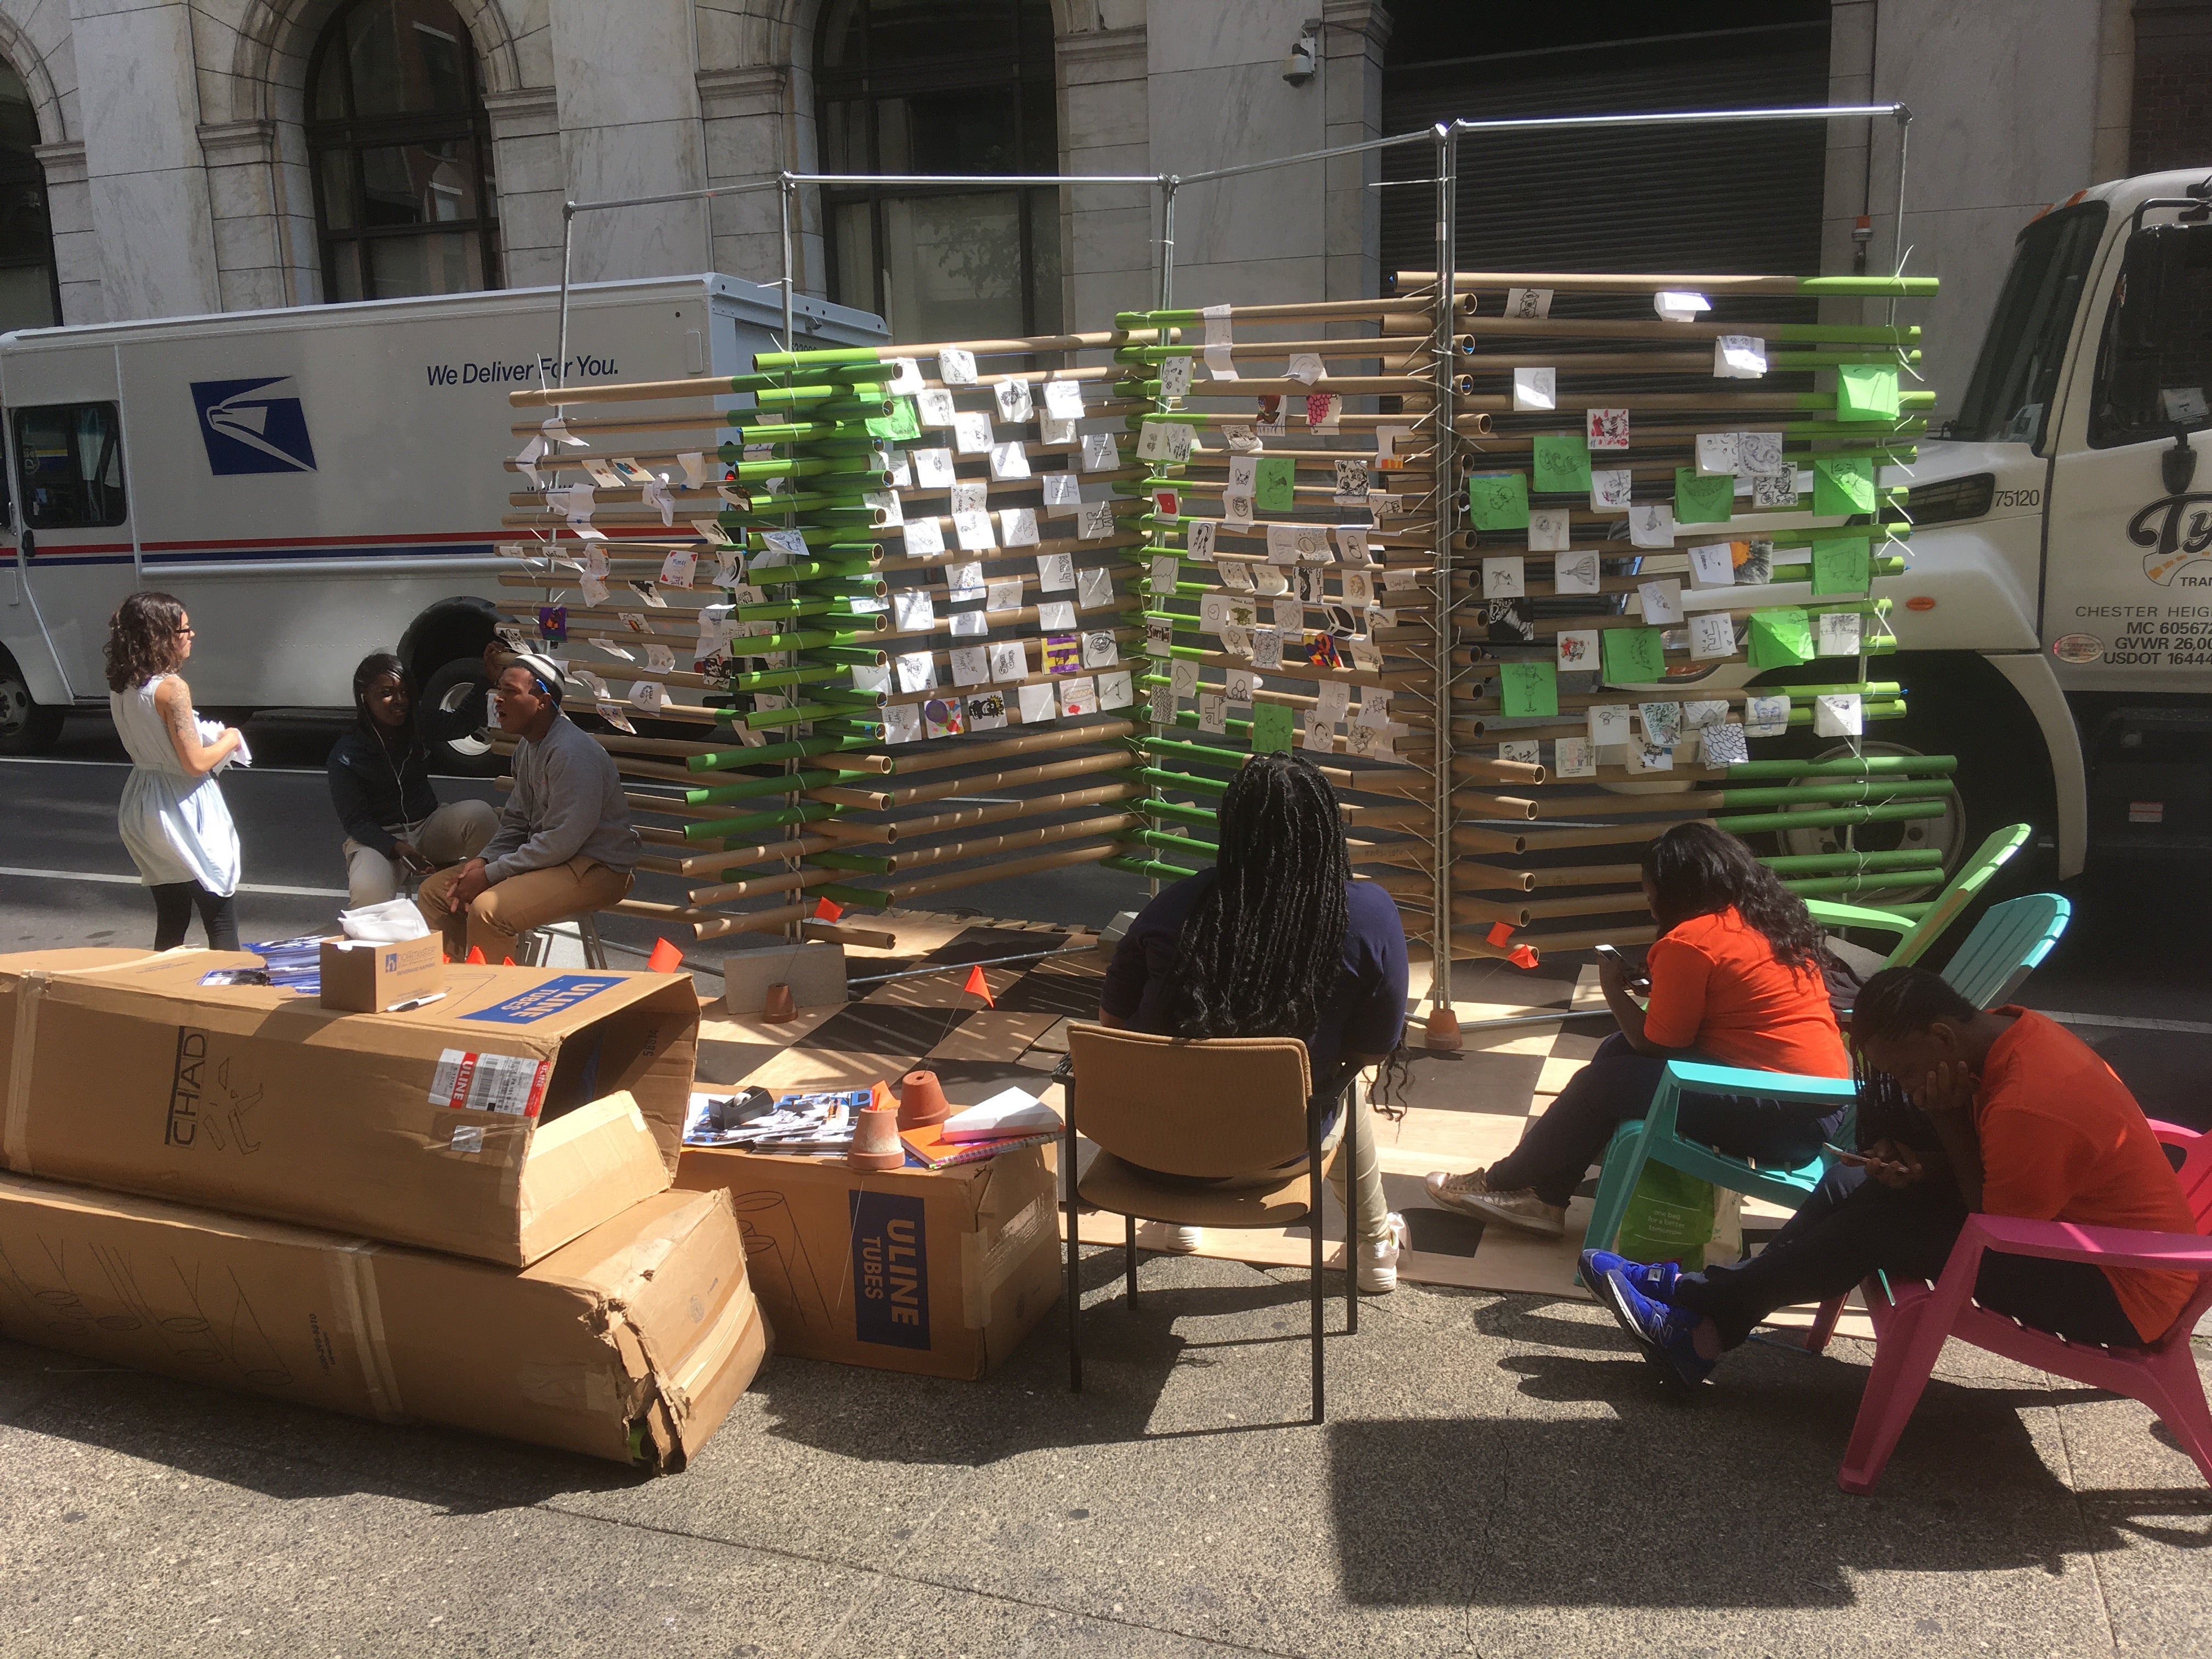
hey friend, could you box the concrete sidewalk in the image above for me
[5,1249,2208,1658]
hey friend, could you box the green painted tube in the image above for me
[1766,351,1922,369]
[1140,798,1221,830]
[1711,800,1946,837]
[685,731,871,772]
[1134,765,1232,797]
[729,398,887,424]
[1715,780,1953,810]
[1725,754,1956,780]
[810,850,892,874]
[1131,827,1219,859]
[1759,849,1945,874]
[682,766,868,807]
[1144,735,1249,769]
[1796,275,1939,296]
[810,646,888,666]
[715,455,844,482]
[682,800,843,842]
[1779,871,1949,899]
[1104,854,1204,881]
[742,702,848,731]
[751,382,885,408]
[729,363,887,388]
[753,346,889,369]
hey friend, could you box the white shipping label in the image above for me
[430,1049,552,1117]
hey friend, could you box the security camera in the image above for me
[1283,28,1318,85]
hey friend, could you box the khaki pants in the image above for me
[342,799,501,909]
[416,854,633,963]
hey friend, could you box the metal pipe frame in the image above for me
[524,99,1918,1024]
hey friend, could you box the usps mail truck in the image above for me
[0,274,883,765]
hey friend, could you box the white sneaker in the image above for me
[1358,1212,1409,1294]
[1159,1224,1203,1252]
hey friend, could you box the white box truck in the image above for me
[0,274,883,766]
[1834,168,2212,879]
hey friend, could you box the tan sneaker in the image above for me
[1423,1168,1567,1238]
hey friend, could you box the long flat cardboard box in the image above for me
[0,1172,767,1469]
[0,950,701,1266]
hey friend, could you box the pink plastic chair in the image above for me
[1807,1120,2212,1495]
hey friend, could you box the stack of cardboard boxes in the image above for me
[0,947,768,1471]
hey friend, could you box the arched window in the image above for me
[0,60,57,329]
[816,0,1062,340]
[306,0,501,302]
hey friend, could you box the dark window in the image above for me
[815,0,1061,340]
[1951,202,2108,450]
[2090,221,2212,449]
[0,59,56,331]
[306,0,501,302]
[15,403,126,529]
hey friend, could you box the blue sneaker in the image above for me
[1598,1268,1716,1388]
[1578,1248,1680,1302]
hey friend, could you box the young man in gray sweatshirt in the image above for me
[415,653,639,962]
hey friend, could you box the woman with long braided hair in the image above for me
[1099,753,1411,1291]
[1425,820,1852,1239]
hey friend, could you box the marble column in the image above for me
[70,0,221,319]
[546,0,711,283]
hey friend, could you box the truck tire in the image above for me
[418,656,500,778]
[1767,651,2055,899]
[0,650,64,756]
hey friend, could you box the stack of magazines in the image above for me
[199,934,327,995]
[683,1088,869,1155]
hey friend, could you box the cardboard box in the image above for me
[0,1173,768,1470]
[723,941,847,1014]
[0,950,700,1266]
[675,1142,1061,1379]
[0,949,153,1094]
[320,933,445,1013]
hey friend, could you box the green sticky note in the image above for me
[1837,364,1901,422]
[1748,607,1815,668]
[1674,467,1735,526]
[1531,436,1592,494]
[1255,458,1296,512]
[864,396,921,442]
[1814,458,1876,516]
[1810,535,1873,597]
[1250,701,1295,754]
[1601,627,1667,684]
[1466,471,1531,531]
[1500,659,1559,718]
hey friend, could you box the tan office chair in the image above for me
[1061,1023,1358,1424]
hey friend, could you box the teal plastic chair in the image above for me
[1580,892,2073,1262]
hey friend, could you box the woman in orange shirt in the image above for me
[1426,822,1850,1237]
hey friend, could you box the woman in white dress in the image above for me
[104,590,245,949]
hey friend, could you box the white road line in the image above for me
[2039,1009,2212,1037]
[0,865,347,898]
[0,757,328,775]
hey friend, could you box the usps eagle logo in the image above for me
[190,376,319,475]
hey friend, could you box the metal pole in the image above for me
[1889,108,1913,328]
[555,200,576,411]
[1427,124,1459,1043]
[779,172,797,347]
[1158,177,1178,314]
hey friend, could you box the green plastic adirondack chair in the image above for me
[1802,822,2032,969]
[1580,888,2072,1265]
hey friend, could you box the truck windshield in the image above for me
[1951,201,2108,449]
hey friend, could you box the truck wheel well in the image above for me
[396,596,501,690]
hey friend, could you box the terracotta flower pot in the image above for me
[847,1102,905,1171]
[895,1069,952,1129]
[761,981,798,1023]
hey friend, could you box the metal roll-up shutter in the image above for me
[1381,24,1833,303]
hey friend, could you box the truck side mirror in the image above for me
[2164,428,2199,494]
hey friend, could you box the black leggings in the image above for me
[150,881,239,951]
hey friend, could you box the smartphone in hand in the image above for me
[1592,943,1650,991]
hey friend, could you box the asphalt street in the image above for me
[4,707,2208,1123]
[0,707,1155,974]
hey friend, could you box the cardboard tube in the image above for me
[875,840,1119,901]
[1451,755,1547,786]
[806,750,1133,811]
[880,782,1148,843]
[686,865,848,906]
[884,812,1140,870]
[690,901,817,942]
[674,834,847,877]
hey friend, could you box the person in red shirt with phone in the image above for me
[1587,965,2199,1387]
[1426,822,1852,1237]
